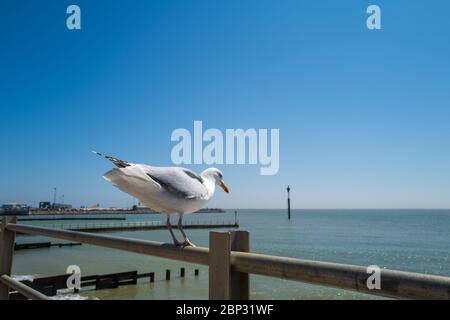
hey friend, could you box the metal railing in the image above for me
[40,219,236,231]
[1,216,450,300]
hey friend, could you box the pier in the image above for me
[17,217,127,222]
[28,208,224,215]
[1,216,450,300]
[15,220,239,235]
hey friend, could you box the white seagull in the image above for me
[93,151,230,247]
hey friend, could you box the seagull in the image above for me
[93,151,230,247]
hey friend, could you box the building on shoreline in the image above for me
[1,203,31,216]
[39,202,72,211]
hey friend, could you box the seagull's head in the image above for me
[201,168,229,193]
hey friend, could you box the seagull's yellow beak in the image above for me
[220,180,230,193]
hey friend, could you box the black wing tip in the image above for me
[92,150,130,168]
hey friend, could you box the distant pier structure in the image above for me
[287,185,291,220]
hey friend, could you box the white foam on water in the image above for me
[12,274,38,282]
[54,288,100,300]
[11,275,96,300]
[51,293,92,300]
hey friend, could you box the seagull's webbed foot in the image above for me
[182,239,196,248]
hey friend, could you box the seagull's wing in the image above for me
[142,166,208,199]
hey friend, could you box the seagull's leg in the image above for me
[178,214,196,247]
[166,215,181,246]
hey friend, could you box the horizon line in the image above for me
[223,208,450,210]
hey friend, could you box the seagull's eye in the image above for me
[217,172,223,179]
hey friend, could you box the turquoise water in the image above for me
[11,210,450,299]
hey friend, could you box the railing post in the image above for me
[230,231,249,299]
[209,232,231,300]
[0,216,17,300]
[209,231,250,300]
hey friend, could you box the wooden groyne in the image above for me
[9,268,200,299]
[11,270,138,299]
[14,242,82,251]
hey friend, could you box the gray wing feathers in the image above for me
[142,166,207,199]
[181,169,204,184]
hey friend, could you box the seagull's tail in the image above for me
[92,150,131,168]
[103,166,158,200]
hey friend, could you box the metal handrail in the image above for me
[5,223,450,300]
[0,275,51,300]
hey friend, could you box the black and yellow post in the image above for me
[287,186,291,220]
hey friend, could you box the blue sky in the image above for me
[1,0,449,209]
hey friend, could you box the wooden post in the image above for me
[0,216,17,300]
[165,269,170,281]
[230,231,250,299]
[149,272,154,283]
[209,231,250,300]
[180,267,185,278]
[194,269,199,276]
[209,232,231,300]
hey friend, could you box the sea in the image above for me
[10,209,450,300]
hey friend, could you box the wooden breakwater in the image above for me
[10,271,140,299]
[15,220,239,235]
[9,268,200,300]
[14,242,82,251]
